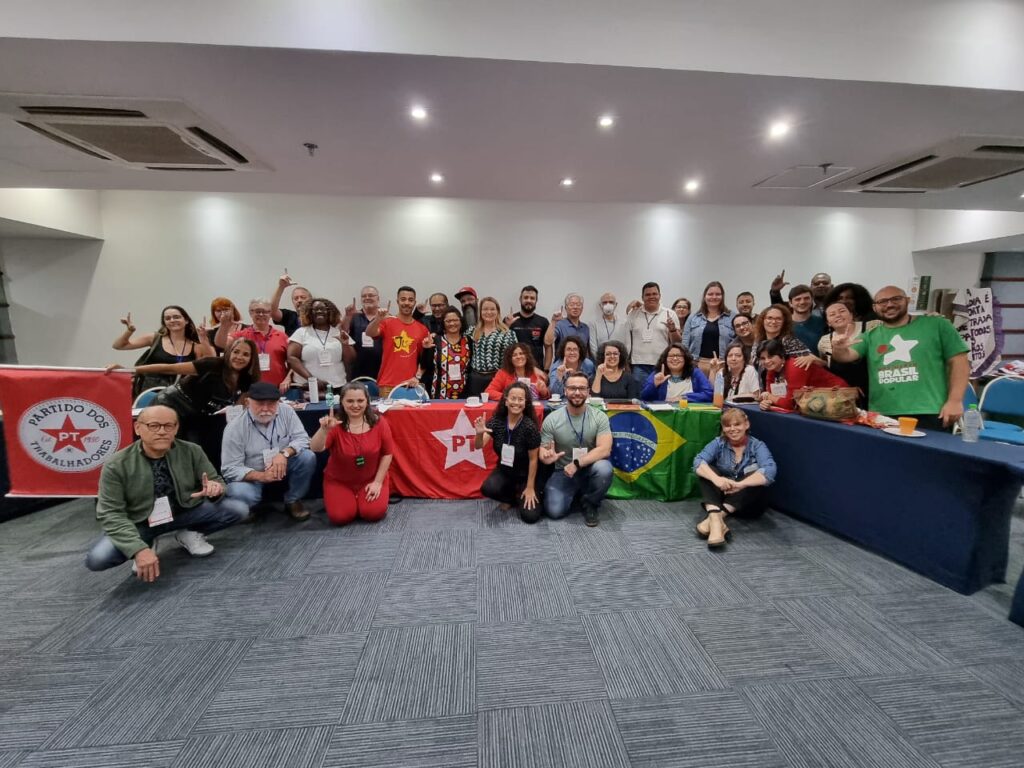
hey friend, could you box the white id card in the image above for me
[262,448,278,469]
[317,350,332,366]
[500,443,516,467]
[147,495,173,527]
[770,382,788,397]
[361,332,374,348]
[258,353,271,371]
[448,363,463,381]
[641,329,653,343]
[572,447,587,462]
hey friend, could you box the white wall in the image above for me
[912,251,985,292]
[913,209,1024,253]
[0,189,103,239]
[2,190,918,367]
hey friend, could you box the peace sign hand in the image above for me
[120,312,136,333]
[653,365,669,386]
[770,269,789,293]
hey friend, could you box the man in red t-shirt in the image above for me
[367,286,429,396]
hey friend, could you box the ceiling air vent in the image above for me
[829,136,1024,194]
[0,93,268,172]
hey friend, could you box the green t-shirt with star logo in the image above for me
[850,316,968,416]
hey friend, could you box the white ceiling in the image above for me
[2,7,1024,211]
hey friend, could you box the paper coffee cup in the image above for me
[466,397,481,406]
[480,392,490,403]
[898,417,917,435]
[550,394,562,401]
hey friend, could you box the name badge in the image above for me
[770,382,788,397]
[318,349,332,366]
[361,332,374,348]
[572,447,587,462]
[641,329,653,343]
[500,443,516,467]
[258,353,271,371]
[743,463,759,475]
[448,363,463,381]
[262,448,278,469]
[147,495,173,527]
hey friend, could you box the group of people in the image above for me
[92,268,971,579]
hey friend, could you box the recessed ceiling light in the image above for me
[430,172,444,184]
[684,179,700,193]
[560,177,575,187]
[768,120,790,139]
[598,114,615,128]
[410,105,428,121]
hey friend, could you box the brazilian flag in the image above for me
[607,407,721,501]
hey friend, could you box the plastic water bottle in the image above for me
[713,373,725,408]
[325,383,334,413]
[961,404,981,443]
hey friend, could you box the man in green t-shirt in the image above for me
[831,285,969,429]
[540,372,613,526]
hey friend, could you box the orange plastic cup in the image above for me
[898,417,918,435]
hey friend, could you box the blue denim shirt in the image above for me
[682,311,736,358]
[693,435,776,484]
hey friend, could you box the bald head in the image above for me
[134,405,179,456]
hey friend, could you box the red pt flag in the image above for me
[0,367,133,496]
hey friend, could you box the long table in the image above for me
[738,405,1024,595]
[297,401,721,501]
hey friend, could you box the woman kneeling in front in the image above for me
[692,408,776,547]
[311,381,393,525]
[475,381,543,523]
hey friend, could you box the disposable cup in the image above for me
[898,417,918,435]
[480,392,490,403]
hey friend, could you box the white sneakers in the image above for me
[174,529,214,557]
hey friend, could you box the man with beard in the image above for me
[506,285,549,369]
[419,293,450,336]
[367,286,430,397]
[831,285,968,430]
[769,270,832,316]
[222,382,316,520]
[341,285,384,380]
[455,286,479,329]
[539,372,613,526]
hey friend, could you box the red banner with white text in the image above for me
[0,367,134,496]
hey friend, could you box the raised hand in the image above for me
[383,301,394,318]
[830,325,860,350]
[190,472,223,499]
[653,364,669,387]
[551,308,564,323]
[770,269,789,293]
[473,415,492,435]
[539,442,565,465]
[626,300,642,314]
[120,312,136,333]
[595,363,607,379]
[708,353,724,376]
[197,316,209,336]
[421,335,435,349]
[345,298,358,318]
[664,313,678,334]
[319,412,340,431]
[416,301,428,315]
[279,272,297,288]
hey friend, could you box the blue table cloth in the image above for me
[737,405,1024,595]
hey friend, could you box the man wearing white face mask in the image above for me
[587,292,622,359]
[623,282,681,388]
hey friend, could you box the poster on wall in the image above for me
[952,288,1002,377]
[908,275,932,312]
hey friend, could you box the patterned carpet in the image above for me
[1,496,1023,768]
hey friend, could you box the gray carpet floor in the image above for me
[1,496,1023,768]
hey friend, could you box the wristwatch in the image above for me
[572,458,581,469]
[280,447,294,458]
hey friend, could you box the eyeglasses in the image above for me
[139,422,177,432]
[250,309,271,315]
[733,320,751,328]
[873,296,908,306]
[565,385,588,392]
[430,303,448,309]
[666,354,685,360]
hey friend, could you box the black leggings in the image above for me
[698,477,766,517]
[482,467,546,524]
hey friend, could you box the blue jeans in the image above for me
[84,496,250,571]
[225,450,316,507]
[543,459,614,519]
[632,364,654,392]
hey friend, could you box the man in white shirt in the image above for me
[623,282,682,388]
[587,292,623,358]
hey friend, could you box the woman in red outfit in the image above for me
[310,381,393,525]
[485,343,549,401]
[757,338,848,411]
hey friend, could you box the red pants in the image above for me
[323,476,390,526]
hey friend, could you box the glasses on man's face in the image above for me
[734,320,751,328]
[565,385,588,392]
[874,296,908,306]
[250,309,271,315]
[139,422,177,433]
[430,303,447,310]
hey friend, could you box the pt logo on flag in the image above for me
[431,409,487,469]
[18,397,121,473]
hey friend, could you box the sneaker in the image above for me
[584,503,600,527]
[175,529,214,557]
